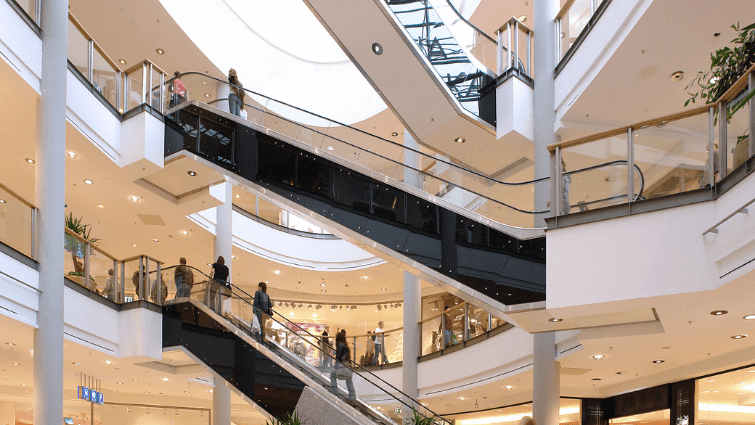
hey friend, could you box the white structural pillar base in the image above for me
[533,332,560,425]
[34,0,69,424]
[213,182,233,425]
[212,380,232,425]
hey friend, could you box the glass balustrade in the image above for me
[12,0,40,24]
[0,184,34,258]
[496,17,533,77]
[557,0,607,61]
[233,186,333,236]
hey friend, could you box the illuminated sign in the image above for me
[77,386,104,404]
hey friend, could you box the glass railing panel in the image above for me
[260,110,302,141]
[125,69,144,112]
[633,112,711,199]
[232,186,257,214]
[258,197,282,225]
[88,246,115,299]
[67,19,89,77]
[63,231,88,289]
[567,0,591,49]
[327,125,405,166]
[467,304,487,339]
[150,66,164,112]
[420,315,441,355]
[0,188,33,257]
[375,328,403,363]
[561,134,630,214]
[14,0,38,23]
[725,89,751,175]
[122,257,152,301]
[92,46,118,108]
[490,315,506,329]
[428,0,497,72]
[472,198,533,228]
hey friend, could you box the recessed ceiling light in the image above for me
[504,385,513,390]
[102,360,114,365]
[132,244,137,248]
[96,204,104,208]
[144,391,150,394]
[25,158,35,164]
[548,318,562,322]
[128,196,141,203]
[274,270,281,275]
[187,171,197,176]
[72,362,80,365]
[710,310,728,316]
[180,230,189,236]
[204,93,210,98]
[652,360,665,364]
[321,289,326,293]
[381,288,386,291]
[320,283,326,287]
[670,71,685,82]
[372,42,383,55]
[5,342,15,346]
[731,334,748,339]
[118,59,126,65]
[235,195,240,198]
[208,389,213,393]
[0,200,5,204]
[592,355,605,360]
[83,179,93,185]
[156,48,165,55]
[152,238,159,242]
[20,383,26,386]
[326,146,334,151]
[11,362,20,366]
[232,255,237,260]
[744,314,755,320]
[616,372,625,375]
[517,15,527,23]
[66,151,78,158]
[458,397,466,401]
[391,132,398,137]
[132,378,138,381]
[184,390,190,393]
[361,276,370,280]
[455,137,466,144]
[117,382,123,385]
[160,377,170,381]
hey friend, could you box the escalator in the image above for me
[161,267,448,424]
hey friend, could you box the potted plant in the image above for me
[64,213,99,289]
[686,22,755,169]
[266,411,305,425]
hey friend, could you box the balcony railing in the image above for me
[549,63,755,217]
[497,17,534,80]
[555,0,610,66]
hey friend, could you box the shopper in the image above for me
[209,256,229,314]
[150,274,168,305]
[174,257,194,299]
[440,306,454,348]
[253,281,273,342]
[373,321,389,365]
[320,329,332,368]
[169,71,186,107]
[228,69,245,117]
[131,269,147,300]
[365,331,375,366]
[103,268,115,300]
[329,332,356,401]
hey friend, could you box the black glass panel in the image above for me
[519,237,546,260]
[406,194,439,235]
[489,228,519,254]
[334,167,372,215]
[258,138,297,187]
[456,216,486,245]
[295,153,333,199]
[198,117,235,167]
[372,183,404,223]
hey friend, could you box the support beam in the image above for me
[212,380,232,425]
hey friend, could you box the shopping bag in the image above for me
[251,314,261,334]
[240,109,248,120]
[335,363,353,380]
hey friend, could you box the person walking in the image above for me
[228,69,245,117]
[440,306,454,348]
[209,256,229,314]
[103,268,115,300]
[365,331,375,366]
[320,329,332,368]
[253,281,273,342]
[373,321,389,365]
[169,71,186,108]
[329,332,356,401]
[174,257,194,298]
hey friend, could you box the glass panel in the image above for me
[0,188,32,257]
[150,66,164,112]
[450,398,581,425]
[726,89,751,174]
[467,304,487,339]
[633,112,711,199]
[63,231,88,290]
[697,367,755,425]
[232,185,256,214]
[421,315,442,355]
[568,0,591,46]
[122,257,151,301]
[14,0,38,23]
[92,47,118,108]
[96,403,211,425]
[67,20,89,78]
[561,134,630,213]
[257,198,282,225]
[126,67,144,111]
[88,246,114,300]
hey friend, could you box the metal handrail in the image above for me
[68,12,122,73]
[440,0,496,43]
[0,181,36,209]
[703,196,755,236]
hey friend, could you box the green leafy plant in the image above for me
[404,407,435,425]
[64,213,100,273]
[266,411,305,425]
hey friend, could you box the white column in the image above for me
[402,131,422,422]
[214,182,233,276]
[533,0,560,225]
[212,380,232,425]
[533,332,560,425]
[0,402,15,425]
[34,0,69,424]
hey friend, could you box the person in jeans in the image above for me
[329,332,356,401]
[169,71,186,108]
[440,306,453,348]
[373,321,389,365]
[228,69,245,117]
[252,281,272,342]
[174,257,194,298]
[209,256,229,313]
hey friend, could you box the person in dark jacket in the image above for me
[329,332,356,401]
[209,256,229,314]
[320,329,332,368]
[253,281,272,342]
[228,69,245,117]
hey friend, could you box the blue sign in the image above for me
[77,386,104,404]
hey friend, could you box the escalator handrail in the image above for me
[155,264,452,424]
[563,160,646,202]
[436,0,496,44]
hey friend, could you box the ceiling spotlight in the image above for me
[744,314,755,320]
[316,305,322,310]
[204,93,210,98]
[102,360,114,365]
[381,288,386,291]
[321,289,326,293]
[25,158,35,164]
[132,244,137,248]
[187,171,197,176]
[731,334,748,339]
[320,283,326,287]
[616,372,625,375]
[180,230,190,236]
[6,342,15,346]
[384,304,388,309]
[72,361,80,365]
[298,304,303,308]
[710,310,728,316]
[116,382,123,385]
[96,204,104,208]
[351,305,357,310]
[160,377,170,381]
[504,385,513,390]
[670,71,685,82]
[152,238,159,242]
[0,200,5,204]
[66,151,78,159]
[372,42,383,55]
[128,196,141,203]
[548,318,563,322]
[391,132,398,137]
[592,355,605,360]
[285,302,290,307]
[232,255,237,260]
[455,136,466,144]
[377,304,382,311]
[326,146,334,151]
[118,59,126,65]
[274,270,281,275]
[11,362,20,366]
[84,179,94,185]
[652,360,665,364]
[517,15,527,23]
[396,303,401,307]
[156,48,165,55]
[361,276,370,280]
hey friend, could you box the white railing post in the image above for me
[514,20,520,72]
[709,107,716,187]
[496,29,504,75]
[554,147,563,216]
[627,128,635,201]
[141,62,148,106]
[506,21,512,71]
[720,102,729,178]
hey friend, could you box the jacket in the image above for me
[253,290,272,315]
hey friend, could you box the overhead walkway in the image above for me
[162,267,445,425]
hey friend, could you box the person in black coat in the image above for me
[253,281,272,342]
[209,256,229,314]
[329,332,356,401]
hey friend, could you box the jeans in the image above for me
[330,365,356,400]
[444,330,453,348]
[229,93,241,116]
[208,280,227,313]
[254,310,268,341]
[373,343,388,365]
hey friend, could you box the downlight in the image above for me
[372,43,383,55]
[455,136,466,144]
[670,71,685,82]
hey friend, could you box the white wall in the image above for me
[547,169,755,309]
[0,253,38,327]
[0,0,42,92]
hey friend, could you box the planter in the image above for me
[733,137,749,169]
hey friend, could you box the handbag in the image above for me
[251,314,261,333]
[240,109,248,120]
[335,362,353,380]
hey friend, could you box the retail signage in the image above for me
[77,386,104,404]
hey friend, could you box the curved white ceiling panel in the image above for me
[190,208,385,271]
[159,0,386,125]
